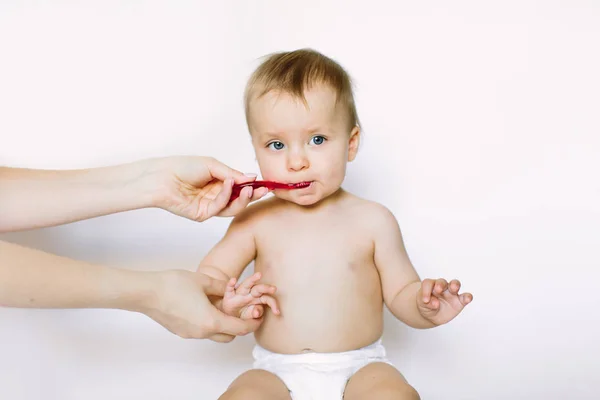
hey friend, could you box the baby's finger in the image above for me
[250,283,277,297]
[224,277,237,298]
[235,272,260,290]
[420,279,435,304]
[449,279,461,295]
[255,295,280,315]
[459,292,473,306]
[434,278,448,296]
[425,296,440,310]
[237,272,262,295]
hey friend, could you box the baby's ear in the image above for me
[347,126,361,162]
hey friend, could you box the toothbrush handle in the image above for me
[230,181,265,202]
[230,181,287,202]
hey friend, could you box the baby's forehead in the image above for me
[250,91,344,132]
[250,86,341,118]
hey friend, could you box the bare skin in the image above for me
[248,193,387,354]
[218,369,291,400]
[344,362,421,400]
[198,85,473,398]
[0,156,269,341]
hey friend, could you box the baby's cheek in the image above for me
[323,162,346,185]
[255,153,279,176]
[260,167,286,183]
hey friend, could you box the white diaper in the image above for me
[252,339,393,400]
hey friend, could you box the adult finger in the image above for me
[203,178,236,220]
[198,274,228,297]
[213,311,263,336]
[240,305,255,319]
[208,333,235,343]
[205,180,265,220]
[222,186,254,216]
[218,186,270,218]
[204,157,257,184]
[250,187,269,201]
[241,304,264,320]
[253,305,264,319]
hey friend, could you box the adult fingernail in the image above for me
[244,173,257,178]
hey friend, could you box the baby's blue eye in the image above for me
[310,136,326,145]
[268,141,285,150]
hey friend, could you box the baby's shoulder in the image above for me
[341,193,400,231]
[342,192,396,218]
[228,197,285,230]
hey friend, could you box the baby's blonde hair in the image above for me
[244,48,360,132]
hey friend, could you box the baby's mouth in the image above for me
[289,181,312,189]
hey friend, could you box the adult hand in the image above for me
[149,156,269,222]
[0,241,260,342]
[220,271,280,320]
[139,269,263,342]
[0,155,267,232]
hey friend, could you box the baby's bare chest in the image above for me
[254,219,376,283]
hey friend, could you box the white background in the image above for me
[1,1,598,399]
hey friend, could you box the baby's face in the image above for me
[248,84,359,206]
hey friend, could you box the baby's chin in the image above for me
[273,190,332,207]
[272,193,319,206]
[289,196,322,206]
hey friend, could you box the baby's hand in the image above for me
[417,278,473,326]
[222,272,280,319]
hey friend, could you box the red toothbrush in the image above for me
[230,180,311,202]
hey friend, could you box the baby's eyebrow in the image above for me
[259,126,328,140]
[261,132,285,141]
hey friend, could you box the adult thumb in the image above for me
[198,274,227,297]
[205,157,257,184]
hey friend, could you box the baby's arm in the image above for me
[197,211,255,283]
[197,210,279,318]
[372,205,472,328]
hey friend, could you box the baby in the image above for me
[197,49,473,400]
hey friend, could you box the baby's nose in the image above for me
[287,151,309,171]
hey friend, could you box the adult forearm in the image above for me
[0,240,152,310]
[389,281,436,329]
[0,160,158,232]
